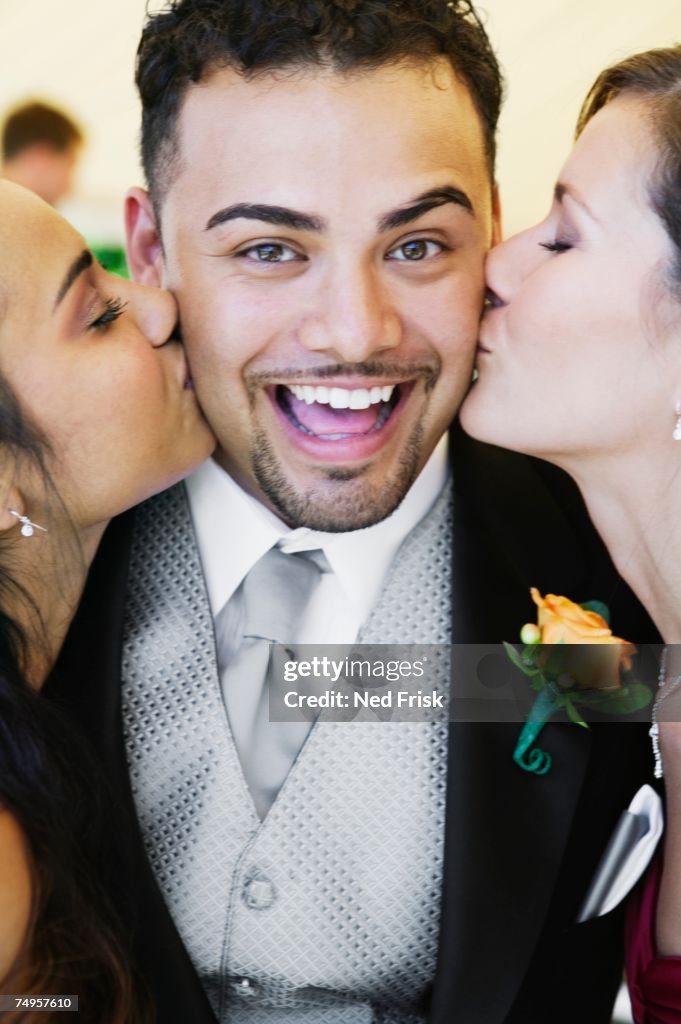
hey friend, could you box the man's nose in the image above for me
[299,263,402,362]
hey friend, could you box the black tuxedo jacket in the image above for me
[47,424,660,1024]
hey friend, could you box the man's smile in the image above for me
[274,381,408,440]
[262,377,419,463]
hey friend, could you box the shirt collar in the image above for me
[185,434,450,619]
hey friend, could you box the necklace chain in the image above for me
[651,645,681,778]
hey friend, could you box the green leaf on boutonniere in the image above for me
[575,682,652,715]
[502,642,542,678]
[563,696,589,729]
[540,640,569,679]
[580,600,610,624]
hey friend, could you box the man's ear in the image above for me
[125,187,164,286]
[491,184,503,246]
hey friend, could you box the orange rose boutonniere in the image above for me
[507,590,650,775]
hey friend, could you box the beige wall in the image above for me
[486,0,680,234]
[1,0,679,240]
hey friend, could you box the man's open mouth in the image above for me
[274,382,407,441]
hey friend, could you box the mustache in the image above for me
[246,359,440,388]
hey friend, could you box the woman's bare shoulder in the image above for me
[0,809,32,980]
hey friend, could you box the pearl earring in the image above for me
[674,401,681,441]
[8,510,48,537]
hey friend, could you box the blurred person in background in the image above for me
[1,101,83,206]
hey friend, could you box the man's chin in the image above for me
[250,425,424,532]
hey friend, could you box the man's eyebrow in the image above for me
[54,249,93,309]
[378,186,474,233]
[205,203,325,233]
[554,182,596,221]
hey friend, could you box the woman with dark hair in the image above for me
[461,45,681,1023]
[0,179,215,1021]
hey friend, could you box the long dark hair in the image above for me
[0,377,147,1023]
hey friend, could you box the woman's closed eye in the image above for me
[88,296,127,332]
[539,239,573,255]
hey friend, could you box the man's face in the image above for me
[128,60,494,530]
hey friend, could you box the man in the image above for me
[50,2,657,1022]
[1,100,83,205]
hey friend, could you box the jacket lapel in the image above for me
[432,426,595,1023]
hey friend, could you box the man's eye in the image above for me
[238,242,302,263]
[387,239,445,262]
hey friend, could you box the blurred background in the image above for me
[0,0,678,244]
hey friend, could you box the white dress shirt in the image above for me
[185,434,450,660]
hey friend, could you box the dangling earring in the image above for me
[8,509,48,537]
[673,400,681,441]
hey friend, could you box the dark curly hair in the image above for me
[577,45,681,293]
[135,0,503,210]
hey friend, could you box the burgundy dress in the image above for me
[626,857,681,1022]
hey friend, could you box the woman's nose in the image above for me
[122,278,179,347]
[485,228,539,306]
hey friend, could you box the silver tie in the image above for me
[216,545,325,818]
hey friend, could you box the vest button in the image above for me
[242,876,276,909]
[232,977,258,999]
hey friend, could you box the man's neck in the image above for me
[185,434,450,621]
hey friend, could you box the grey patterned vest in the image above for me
[121,483,452,1024]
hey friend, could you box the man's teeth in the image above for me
[287,384,395,409]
